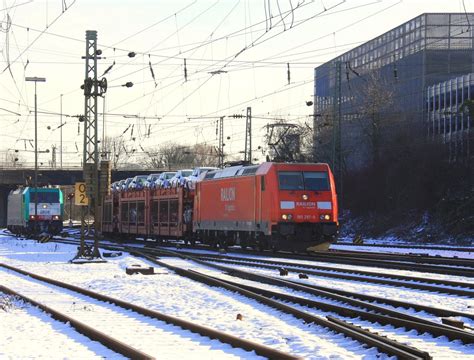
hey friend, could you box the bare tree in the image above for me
[264,121,311,162]
[144,142,194,170]
[101,136,134,169]
[142,142,220,169]
[0,149,23,167]
[192,143,219,167]
[357,72,394,166]
[8,152,23,167]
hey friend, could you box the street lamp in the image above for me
[26,76,46,226]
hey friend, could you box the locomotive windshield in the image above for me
[278,171,329,191]
[303,171,330,191]
[29,191,59,203]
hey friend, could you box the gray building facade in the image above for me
[314,13,474,169]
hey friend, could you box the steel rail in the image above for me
[310,253,474,277]
[193,254,474,297]
[203,268,474,321]
[130,238,474,276]
[145,247,474,344]
[324,249,474,268]
[0,263,300,360]
[285,252,474,277]
[130,249,430,360]
[42,233,474,271]
[126,236,473,269]
[0,285,154,360]
[205,273,474,344]
[196,252,474,289]
[334,242,474,253]
[44,238,474,296]
[48,240,473,319]
[283,279,474,320]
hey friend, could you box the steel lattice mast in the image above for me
[75,30,107,260]
[244,107,252,164]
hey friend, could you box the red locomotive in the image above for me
[102,162,339,251]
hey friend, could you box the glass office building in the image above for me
[427,73,472,161]
[314,13,474,168]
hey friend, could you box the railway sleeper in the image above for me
[205,273,474,346]
[132,250,430,360]
[195,255,474,297]
[0,262,298,360]
[145,248,474,344]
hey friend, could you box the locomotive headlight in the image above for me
[324,214,331,220]
[302,194,308,200]
[42,204,48,209]
[29,215,36,220]
[52,215,60,220]
[281,214,288,220]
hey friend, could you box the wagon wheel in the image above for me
[218,238,228,250]
[210,237,218,249]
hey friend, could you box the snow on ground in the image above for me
[0,295,124,360]
[157,257,474,359]
[334,235,473,259]
[1,268,258,360]
[153,245,474,285]
[2,233,474,359]
[189,257,474,323]
[0,235,382,360]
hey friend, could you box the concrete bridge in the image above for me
[0,167,160,226]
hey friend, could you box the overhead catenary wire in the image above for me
[2,1,468,165]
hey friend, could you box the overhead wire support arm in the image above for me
[208,70,227,75]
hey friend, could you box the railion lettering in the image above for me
[220,187,236,202]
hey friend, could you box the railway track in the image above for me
[0,263,298,360]
[186,252,474,297]
[334,241,474,253]
[227,248,474,277]
[142,248,474,341]
[143,251,474,334]
[35,228,473,272]
[48,237,474,297]
[132,248,474,357]
[129,249,432,359]
[326,249,474,267]
[122,236,474,276]
[4,235,474,358]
